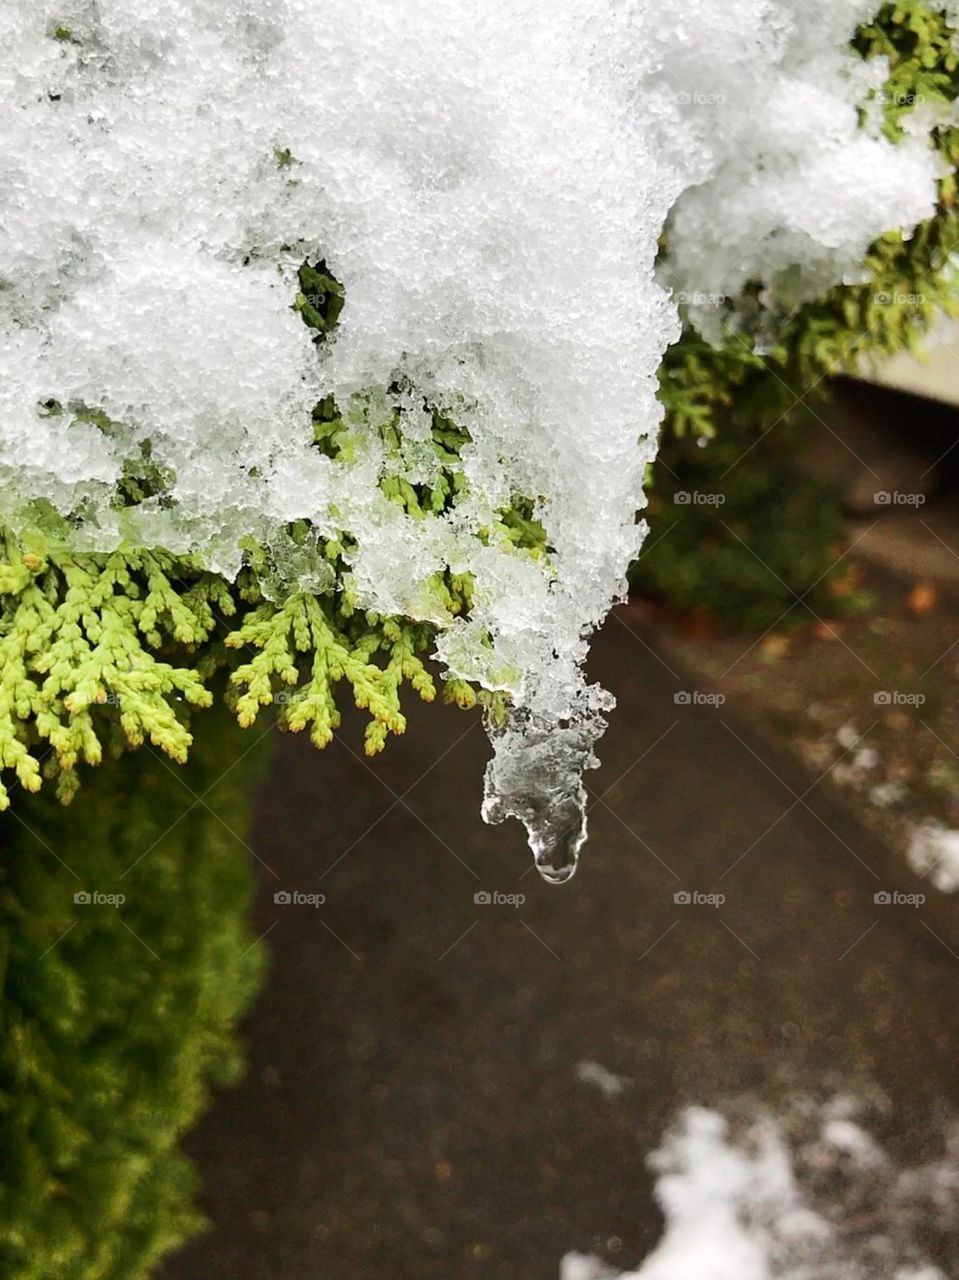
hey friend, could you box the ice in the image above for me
[561,1096,958,1279]
[0,2,946,874]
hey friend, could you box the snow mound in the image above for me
[908,822,959,893]
[562,1096,959,1279]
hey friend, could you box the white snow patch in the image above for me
[907,821,959,893]
[561,1097,959,1280]
[837,725,864,752]
[870,781,909,809]
[576,1060,632,1098]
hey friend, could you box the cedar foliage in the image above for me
[0,699,267,1279]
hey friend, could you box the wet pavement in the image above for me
[161,608,959,1280]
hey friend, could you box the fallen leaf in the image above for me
[907,582,936,616]
[829,566,862,598]
[760,634,791,660]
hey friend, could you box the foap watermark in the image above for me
[74,889,125,906]
[90,690,123,706]
[274,889,326,907]
[674,490,726,507]
[873,290,926,306]
[874,890,924,907]
[474,890,525,908]
[874,490,926,508]
[674,90,727,107]
[874,691,925,708]
[876,90,926,108]
[675,290,727,308]
[674,890,725,907]
[674,690,726,707]
[273,688,307,705]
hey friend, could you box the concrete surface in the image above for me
[161,612,959,1280]
[867,319,959,407]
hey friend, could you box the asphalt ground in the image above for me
[162,607,959,1280]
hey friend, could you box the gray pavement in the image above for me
[161,608,959,1280]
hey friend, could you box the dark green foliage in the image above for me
[647,2,959,628]
[634,414,859,632]
[0,700,267,1279]
[294,259,345,338]
[660,6,959,445]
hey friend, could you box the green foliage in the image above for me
[226,591,437,756]
[660,5,957,442]
[0,535,219,810]
[0,524,473,809]
[646,2,959,628]
[0,260,527,808]
[660,4,959,443]
[633,416,858,631]
[858,1,959,143]
[0,700,266,1279]
[293,259,345,339]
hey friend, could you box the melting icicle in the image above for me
[482,702,605,884]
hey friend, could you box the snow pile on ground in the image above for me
[908,822,959,893]
[562,1096,959,1279]
[0,2,943,875]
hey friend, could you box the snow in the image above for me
[0,2,945,874]
[562,1107,830,1280]
[561,1098,957,1279]
[576,1060,632,1098]
[907,822,959,893]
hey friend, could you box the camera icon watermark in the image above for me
[74,889,125,906]
[674,490,726,507]
[873,491,925,507]
[674,890,725,907]
[674,690,726,707]
[673,91,726,107]
[273,889,325,907]
[874,691,925,708]
[273,688,306,705]
[873,290,925,306]
[474,890,525,907]
[876,90,925,107]
[675,290,727,308]
[874,890,924,907]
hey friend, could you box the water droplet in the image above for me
[482,705,594,883]
[528,795,585,884]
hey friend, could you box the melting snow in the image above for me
[0,1,944,874]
